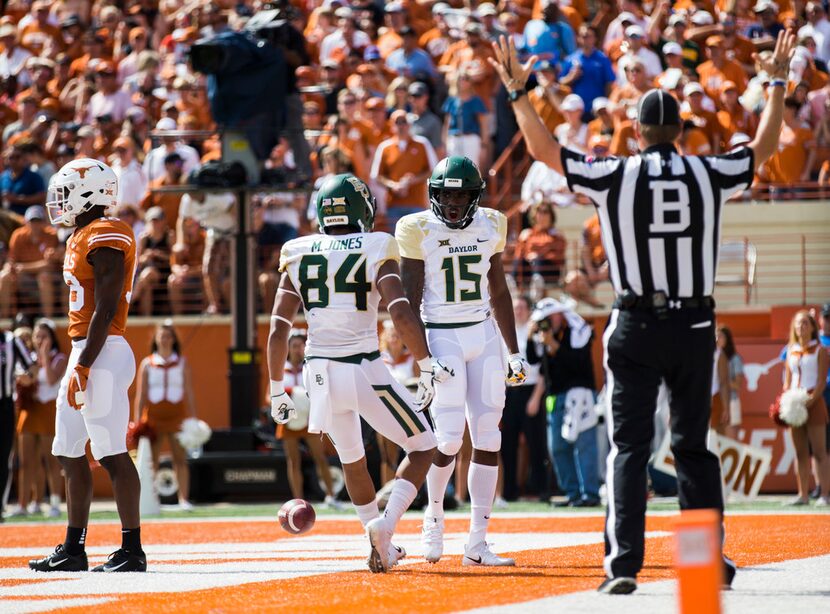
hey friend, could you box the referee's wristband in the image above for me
[769,79,787,89]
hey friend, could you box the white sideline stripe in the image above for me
[5,598,113,613]
[464,553,830,614]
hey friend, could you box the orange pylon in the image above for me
[673,509,722,614]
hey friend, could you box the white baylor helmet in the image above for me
[46,158,118,227]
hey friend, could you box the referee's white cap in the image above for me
[637,89,681,126]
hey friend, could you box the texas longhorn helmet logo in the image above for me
[74,164,101,179]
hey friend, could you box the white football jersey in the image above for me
[396,207,507,325]
[280,232,399,357]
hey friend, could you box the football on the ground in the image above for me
[278,499,316,535]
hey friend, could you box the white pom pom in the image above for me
[176,418,212,450]
[779,389,810,427]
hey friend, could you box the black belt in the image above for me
[614,291,715,312]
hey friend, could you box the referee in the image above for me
[0,328,36,522]
[490,31,797,593]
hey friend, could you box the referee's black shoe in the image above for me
[29,544,88,572]
[723,556,737,589]
[92,548,147,572]
[597,576,637,594]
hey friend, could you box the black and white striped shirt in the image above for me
[0,331,35,401]
[561,144,755,299]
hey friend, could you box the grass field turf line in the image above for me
[0,514,828,613]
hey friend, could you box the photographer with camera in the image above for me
[526,298,599,508]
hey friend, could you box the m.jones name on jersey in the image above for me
[311,236,364,252]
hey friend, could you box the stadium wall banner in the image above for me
[63,320,801,497]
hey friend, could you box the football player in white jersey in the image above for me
[267,173,453,573]
[396,156,529,566]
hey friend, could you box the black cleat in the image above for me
[597,576,638,594]
[29,544,88,572]
[723,556,737,589]
[92,548,147,572]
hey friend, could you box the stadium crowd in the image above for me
[0,0,829,316]
[0,0,829,516]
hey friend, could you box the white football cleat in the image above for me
[462,542,515,567]
[421,515,444,563]
[388,543,406,569]
[366,517,393,573]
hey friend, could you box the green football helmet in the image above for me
[428,156,485,230]
[315,173,376,233]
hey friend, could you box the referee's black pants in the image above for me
[602,307,724,579]
[501,384,549,501]
[0,397,15,515]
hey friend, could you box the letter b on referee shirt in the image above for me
[648,180,691,234]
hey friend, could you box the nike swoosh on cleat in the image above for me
[483,515,490,520]
[104,560,130,572]
[466,555,483,564]
[48,558,68,568]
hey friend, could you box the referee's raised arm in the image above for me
[746,30,798,171]
[488,38,564,176]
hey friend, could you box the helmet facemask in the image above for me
[430,185,481,230]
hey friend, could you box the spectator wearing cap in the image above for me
[528,60,569,134]
[587,97,614,139]
[757,96,816,184]
[804,2,830,63]
[522,0,577,66]
[610,57,651,110]
[407,81,444,157]
[17,58,58,108]
[110,136,147,209]
[603,8,647,52]
[364,96,392,142]
[418,3,454,60]
[376,2,408,59]
[0,23,33,89]
[117,27,151,84]
[616,25,662,83]
[386,26,438,82]
[2,95,37,144]
[141,151,187,226]
[697,35,748,103]
[681,81,724,152]
[59,15,85,61]
[370,109,437,229]
[661,12,703,72]
[477,3,509,42]
[717,11,758,74]
[1,146,45,217]
[132,205,173,316]
[554,94,589,152]
[320,7,371,64]
[18,0,61,56]
[0,205,60,318]
[660,41,685,72]
[439,22,499,113]
[442,65,490,168]
[717,81,758,141]
[747,1,784,40]
[85,61,131,124]
[559,24,615,121]
[73,125,99,160]
[142,118,200,182]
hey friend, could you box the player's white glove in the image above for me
[506,353,530,385]
[414,357,455,410]
[270,381,296,424]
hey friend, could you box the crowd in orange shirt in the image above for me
[0,0,828,318]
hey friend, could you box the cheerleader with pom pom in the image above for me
[783,311,830,506]
[133,323,197,511]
